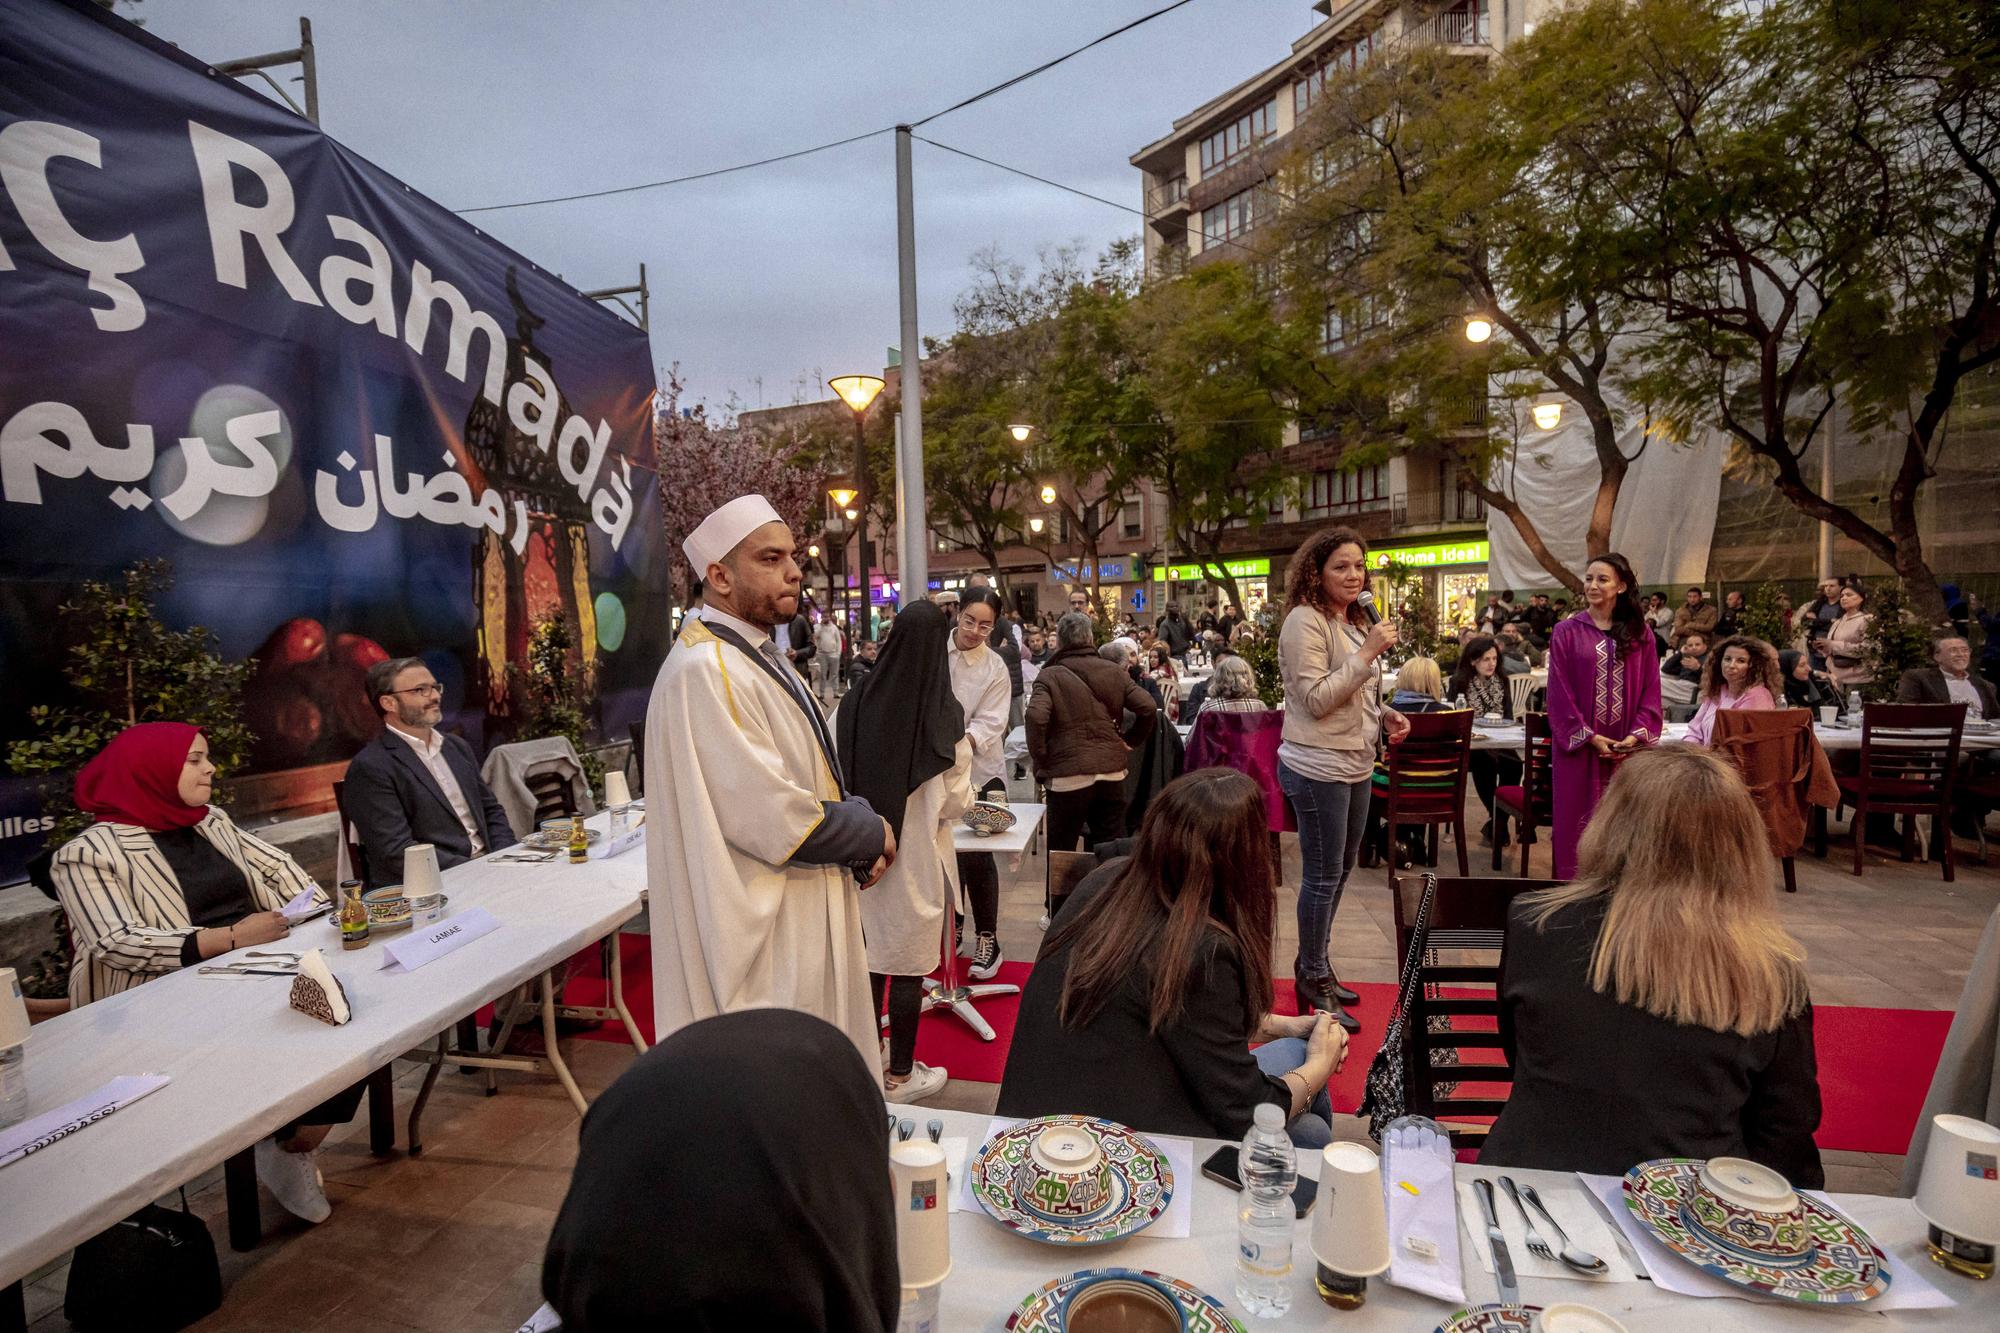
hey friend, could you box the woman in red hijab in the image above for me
[53,722,350,1223]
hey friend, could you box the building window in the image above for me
[1306,463,1389,516]
[1294,30,1379,117]
[1199,98,1277,173]
[1321,305,1345,351]
[1202,184,1270,245]
[1121,500,1143,538]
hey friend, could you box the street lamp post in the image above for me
[829,374,886,639]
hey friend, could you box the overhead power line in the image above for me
[456,128,891,215]
[453,0,1202,216]
[909,0,1197,127]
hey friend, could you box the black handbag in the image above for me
[1357,872,1437,1143]
[64,1189,222,1332]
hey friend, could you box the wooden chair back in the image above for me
[1381,709,1474,821]
[525,766,580,826]
[1856,702,1966,810]
[1389,871,1559,1151]
[331,778,366,886]
[1518,712,1555,824]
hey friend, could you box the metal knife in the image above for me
[1473,1177,1521,1306]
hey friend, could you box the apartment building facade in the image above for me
[1128,0,1562,624]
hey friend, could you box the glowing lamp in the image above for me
[1008,423,1033,442]
[1039,483,1057,505]
[1463,316,1493,344]
[828,374,885,414]
[1531,401,1563,431]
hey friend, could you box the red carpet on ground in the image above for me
[568,937,1949,1156]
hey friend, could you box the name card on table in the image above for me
[379,907,501,973]
[1,1073,170,1169]
[599,826,644,860]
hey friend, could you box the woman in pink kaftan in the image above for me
[1544,554,1662,878]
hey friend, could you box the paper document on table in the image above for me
[953,1118,1194,1238]
[280,890,327,921]
[0,1073,170,1168]
[1579,1174,1953,1309]
[1457,1174,1637,1284]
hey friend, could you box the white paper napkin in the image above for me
[1381,1120,1466,1303]
[280,890,326,922]
[1458,1173,1638,1285]
[954,1117,1194,1238]
[1579,1174,1953,1310]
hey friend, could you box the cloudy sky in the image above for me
[137,0,1310,413]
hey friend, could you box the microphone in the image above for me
[1357,590,1383,625]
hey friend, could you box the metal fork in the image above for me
[1499,1176,1555,1263]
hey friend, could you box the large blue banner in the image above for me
[0,0,664,881]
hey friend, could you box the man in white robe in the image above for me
[645,496,896,1072]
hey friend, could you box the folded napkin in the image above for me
[1380,1117,1466,1303]
[1458,1172,1638,1285]
[287,948,351,1025]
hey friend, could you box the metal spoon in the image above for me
[897,1119,915,1142]
[926,1118,943,1144]
[1518,1182,1608,1275]
[246,951,300,959]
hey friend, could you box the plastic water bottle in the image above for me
[1235,1101,1296,1316]
[0,1044,25,1129]
[1846,690,1864,723]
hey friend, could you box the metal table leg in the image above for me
[538,970,589,1114]
[920,875,1017,1042]
[607,933,648,1053]
[366,1065,395,1156]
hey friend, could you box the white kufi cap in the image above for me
[683,494,784,573]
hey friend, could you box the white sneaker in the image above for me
[254,1137,331,1224]
[883,1061,948,1104]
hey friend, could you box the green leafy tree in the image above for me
[520,612,604,798]
[1124,260,1303,612]
[1737,581,1796,654]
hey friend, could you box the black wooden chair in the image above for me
[1379,710,1475,876]
[1389,871,1558,1152]
[1491,713,1554,877]
[1830,702,1967,881]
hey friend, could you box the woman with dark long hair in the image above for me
[1452,635,1523,845]
[1544,552,1662,877]
[1273,526,1411,1031]
[997,769,1346,1147]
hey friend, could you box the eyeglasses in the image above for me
[395,683,443,698]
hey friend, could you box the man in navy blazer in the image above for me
[342,656,516,888]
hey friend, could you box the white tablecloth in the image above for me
[1467,720,2000,754]
[924,1108,1979,1330]
[0,813,646,1288]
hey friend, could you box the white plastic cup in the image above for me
[401,842,444,900]
[1914,1114,2000,1246]
[603,770,631,808]
[890,1140,951,1287]
[1309,1142,1391,1280]
[1818,706,1837,726]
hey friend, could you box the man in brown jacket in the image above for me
[1671,586,1719,648]
[1026,613,1158,852]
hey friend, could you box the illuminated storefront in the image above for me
[1369,539,1491,629]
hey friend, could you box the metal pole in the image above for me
[299,18,319,126]
[854,410,874,641]
[1817,414,1835,580]
[894,125,929,599]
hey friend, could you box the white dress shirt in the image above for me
[949,640,1012,791]
[386,722,485,855]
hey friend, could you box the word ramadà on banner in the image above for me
[0,118,636,548]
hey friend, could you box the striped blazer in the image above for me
[52,807,326,1007]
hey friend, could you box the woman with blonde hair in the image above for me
[1685,634,1782,745]
[1481,745,1822,1185]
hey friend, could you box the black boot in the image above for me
[1293,975,1332,1015]
[1325,999,1361,1034]
[1329,974,1359,1006]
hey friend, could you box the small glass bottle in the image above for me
[568,814,589,863]
[338,879,370,950]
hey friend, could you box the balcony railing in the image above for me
[1147,176,1189,216]
[1400,6,1490,50]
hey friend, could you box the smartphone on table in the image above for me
[1201,1144,1317,1217]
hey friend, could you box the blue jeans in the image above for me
[1254,1037,1333,1150]
[1278,763,1371,988]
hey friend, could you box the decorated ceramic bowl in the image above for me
[1013,1124,1114,1220]
[361,887,410,925]
[1007,1269,1235,1333]
[971,1116,1173,1246]
[961,802,1018,837]
[1625,1158,1890,1303]
[1682,1157,1811,1265]
[1434,1306,1540,1333]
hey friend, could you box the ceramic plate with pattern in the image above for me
[1434,1306,1541,1333]
[523,827,603,850]
[1005,1268,1241,1333]
[970,1115,1173,1245]
[1623,1159,1891,1303]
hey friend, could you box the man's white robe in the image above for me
[644,615,880,1072]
